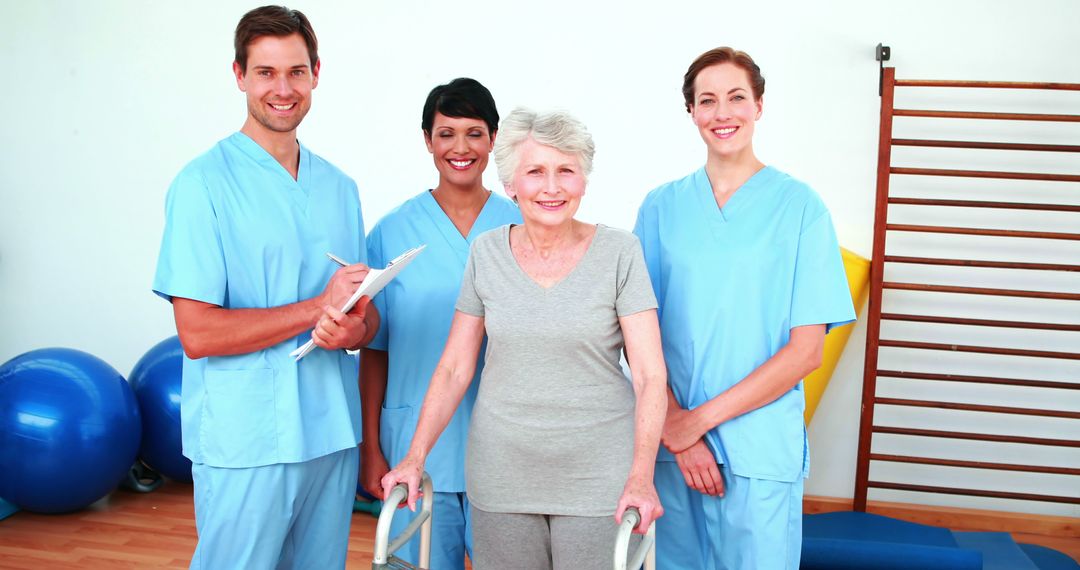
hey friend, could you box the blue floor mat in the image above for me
[1019,543,1080,570]
[953,531,1038,570]
[803,511,1077,570]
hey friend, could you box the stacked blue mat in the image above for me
[0,497,17,521]
[802,511,1077,570]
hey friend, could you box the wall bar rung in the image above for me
[891,167,1080,182]
[883,281,1080,301]
[879,339,1080,360]
[875,397,1080,419]
[894,109,1080,122]
[873,426,1079,447]
[876,369,1080,390]
[887,223,1080,241]
[884,255,1080,272]
[869,453,1080,476]
[888,197,1080,213]
[885,255,1080,272]
[892,139,1080,153]
[894,80,1080,91]
[867,481,1080,505]
[880,312,1080,331]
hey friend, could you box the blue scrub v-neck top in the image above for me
[154,132,366,468]
[366,190,521,492]
[635,166,854,482]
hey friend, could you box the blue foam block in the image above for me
[804,511,958,547]
[0,497,17,521]
[953,531,1039,570]
[802,512,982,570]
[1019,543,1080,570]
[802,537,982,570]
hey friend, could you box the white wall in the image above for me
[2,0,1077,516]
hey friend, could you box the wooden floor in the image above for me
[0,484,385,569]
[0,483,1076,568]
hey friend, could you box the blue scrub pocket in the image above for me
[723,389,804,482]
[202,368,278,466]
[380,404,417,468]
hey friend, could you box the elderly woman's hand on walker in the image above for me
[615,473,664,535]
[381,452,426,512]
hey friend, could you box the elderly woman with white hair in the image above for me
[381,108,667,569]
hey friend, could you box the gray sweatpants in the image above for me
[470,506,639,570]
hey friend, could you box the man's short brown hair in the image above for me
[234,5,318,74]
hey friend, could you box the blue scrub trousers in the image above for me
[654,461,803,570]
[190,446,359,570]
[389,491,472,570]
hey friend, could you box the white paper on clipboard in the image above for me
[291,244,426,361]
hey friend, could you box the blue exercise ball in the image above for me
[130,336,192,482]
[0,348,141,513]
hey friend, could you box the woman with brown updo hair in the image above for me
[633,47,855,569]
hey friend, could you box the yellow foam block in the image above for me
[804,248,870,425]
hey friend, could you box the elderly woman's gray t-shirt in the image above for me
[455,224,658,516]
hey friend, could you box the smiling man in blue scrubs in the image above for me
[152,6,378,569]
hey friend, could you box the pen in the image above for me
[326,252,350,267]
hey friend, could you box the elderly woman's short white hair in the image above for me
[493,108,595,187]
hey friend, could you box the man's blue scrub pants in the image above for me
[190,447,359,570]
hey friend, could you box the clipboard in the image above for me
[290,244,426,361]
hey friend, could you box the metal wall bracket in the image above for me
[877,43,892,96]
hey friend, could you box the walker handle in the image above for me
[372,472,433,568]
[614,507,656,570]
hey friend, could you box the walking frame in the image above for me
[372,472,657,569]
[372,473,434,570]
[614,507,656,570]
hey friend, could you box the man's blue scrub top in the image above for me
[153,132,366,468]
[367,190,520,492]
[635,166,855,483]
